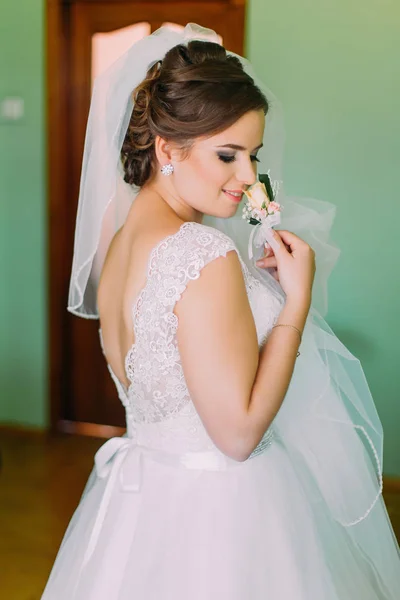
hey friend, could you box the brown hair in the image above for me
[121,40,269,187]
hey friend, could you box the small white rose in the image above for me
[244,181,270,211]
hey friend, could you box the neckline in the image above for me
[98,221,201,395]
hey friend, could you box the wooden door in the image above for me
[47,0,246,436]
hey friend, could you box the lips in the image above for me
[223,189,244,202]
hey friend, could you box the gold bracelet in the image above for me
[272,324,302,357]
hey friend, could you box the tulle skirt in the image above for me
[40,431,400,599]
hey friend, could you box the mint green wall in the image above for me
[0,0,47,428]
[246,0,400,475]
[0,1,399,474]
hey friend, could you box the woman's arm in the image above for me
[175,249,309,461]
[238,298,309,460]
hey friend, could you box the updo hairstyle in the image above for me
[121,41,269,187]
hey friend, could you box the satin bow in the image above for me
[83,437,143,568]
[248,215,281,260]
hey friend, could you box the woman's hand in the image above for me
[256,230,316,305]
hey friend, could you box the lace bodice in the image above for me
[99,221,284,456]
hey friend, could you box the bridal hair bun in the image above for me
[121,60,163,188]
[121,40,269,187]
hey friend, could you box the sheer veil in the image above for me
[67,23,395,574]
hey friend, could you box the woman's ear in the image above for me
[154,135,173,166]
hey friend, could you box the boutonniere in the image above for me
[242,172,283,259]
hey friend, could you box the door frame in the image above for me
[45,0,246,435]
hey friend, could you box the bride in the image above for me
[41,23,400,599]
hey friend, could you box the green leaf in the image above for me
[249,217,261,225]
[258,173,274,201]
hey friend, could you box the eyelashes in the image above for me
[218,154,260,164]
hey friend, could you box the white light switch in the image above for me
[1,97,24,121]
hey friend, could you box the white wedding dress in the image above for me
[41,221,400,599]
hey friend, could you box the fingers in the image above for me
[275,229,298,244]
[267,229,283,252]
[267,229,295,254]
[264,241,289,257]
[257,229,300,268]
[275,229,309,254]
[256,256,278,268]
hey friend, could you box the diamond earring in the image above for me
[161,163,174,176]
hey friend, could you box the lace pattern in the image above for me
[99,222,284,454]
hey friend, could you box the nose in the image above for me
[235,156,257,187]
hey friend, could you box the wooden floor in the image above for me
[1,429,399,599]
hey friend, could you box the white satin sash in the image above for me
[82,432,274,568]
